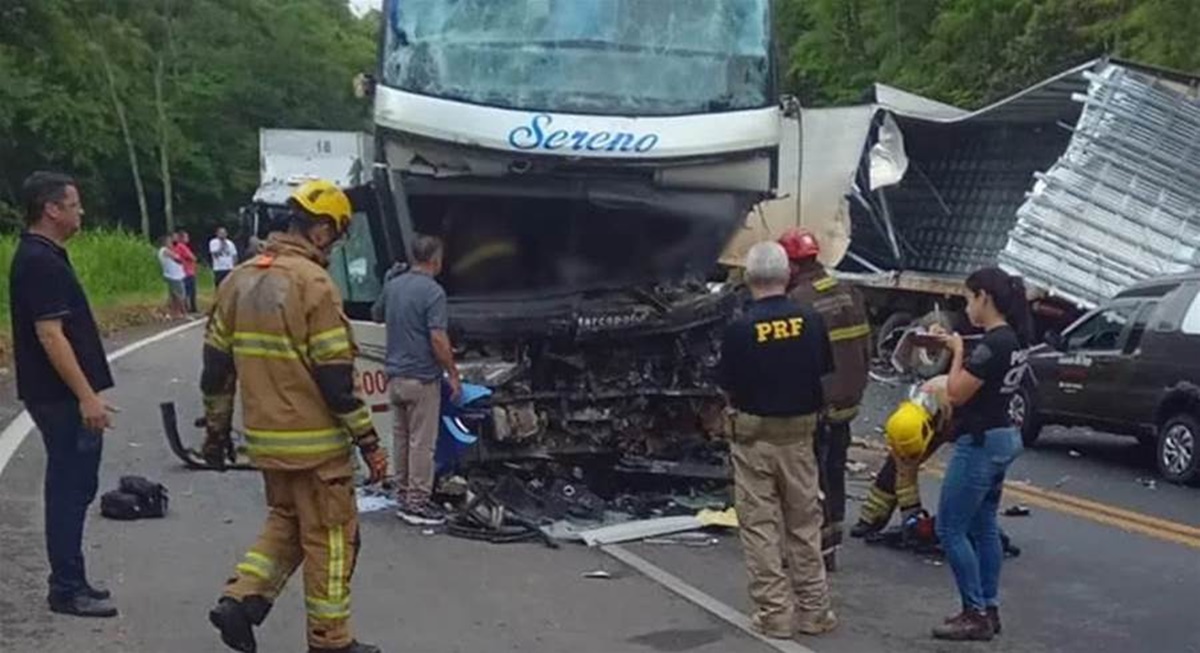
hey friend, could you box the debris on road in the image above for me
[1069,449,1083,458]
[356,489,399,514]
[696,507,737,529]
[1137,477,1158,490]
[643,533,721,547]
[582,570,613,580]
[1054,475,1071,488]
[580,516,705,547]
[1004,505,1032,517]
[846,461,870,475]
[869,370,902,385]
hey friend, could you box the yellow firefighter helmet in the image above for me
[885,400,935,459]
[289,179,353,235]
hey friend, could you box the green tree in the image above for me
[0,0,378,237]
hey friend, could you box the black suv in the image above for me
[1017,272,1200,484]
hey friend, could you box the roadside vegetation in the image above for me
[0,230,212,364]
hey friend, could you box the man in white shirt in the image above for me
[158,235,187,319]
[209,227,238,287]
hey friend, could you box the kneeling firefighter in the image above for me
[778,228,871,553]
[854,376,954,537]
[201,180,389,653]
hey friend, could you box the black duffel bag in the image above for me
[100,476,168,520]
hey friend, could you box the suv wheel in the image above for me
[1157,414,1199,485]
[1009,386,1042,447]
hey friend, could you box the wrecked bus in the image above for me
[346,0,784,471]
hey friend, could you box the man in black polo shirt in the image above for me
[718,241,837,639]
[9,172,118,618]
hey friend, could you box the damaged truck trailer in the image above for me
[726,58,1200,377]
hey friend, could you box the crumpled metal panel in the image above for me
[999,64,1200,307]
[849,118,1071,275]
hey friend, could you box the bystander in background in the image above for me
[157,235,187,319]
[173,230,198,313]
[208,227,237,287]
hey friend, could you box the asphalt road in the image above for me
[1,326,1198,653]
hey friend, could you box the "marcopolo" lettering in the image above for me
[507,114,659,154]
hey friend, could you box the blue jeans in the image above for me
[936,428,1022,612]
[27,400,103,601]
[184,275,197,313]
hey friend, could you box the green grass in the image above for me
[0,230,214,338]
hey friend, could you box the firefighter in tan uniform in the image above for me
[778,228,870,553]
[201,180,388,653]
[718,241,838,640]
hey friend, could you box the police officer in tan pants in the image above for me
[718,241,838,639]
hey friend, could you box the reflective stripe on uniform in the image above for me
[859,486,897,524]
[308,327,352,362]
[305,525,350,621]
[243,427,350,457]
[305,596,351,621]
[232,332,306,361]
[829,323,871,343]
[896,482,921,510]
[826,406,860,423]
[206,314,233,352]
[328,524,346,602]
[235,550,276,581]
[813,276,838,292]
[339,405,373,436]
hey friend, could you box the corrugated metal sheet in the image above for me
[999,64,1200,307]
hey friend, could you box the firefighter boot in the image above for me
[209,596,272,653]
[309,641,382,653]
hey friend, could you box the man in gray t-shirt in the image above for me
[378,235,460,526]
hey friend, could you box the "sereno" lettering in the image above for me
[507,114,659,154]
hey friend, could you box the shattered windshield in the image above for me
[382,0,771,116]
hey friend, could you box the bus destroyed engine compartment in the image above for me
[445,283,738,470]
[401,184,750,470]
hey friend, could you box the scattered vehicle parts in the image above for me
[580,516,706,547]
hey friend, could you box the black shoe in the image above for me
[987,606,1002,635]
[209,597,257,653]
[49,594,118,618]
[310,641,382,653]
[850,520,885,538]
[84,582,111,601]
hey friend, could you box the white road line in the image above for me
[0,319,205,476]
[601,544,819,653]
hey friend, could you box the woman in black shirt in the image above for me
[931,267,1032,641]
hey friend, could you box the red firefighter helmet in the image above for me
[778,227,820,261]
